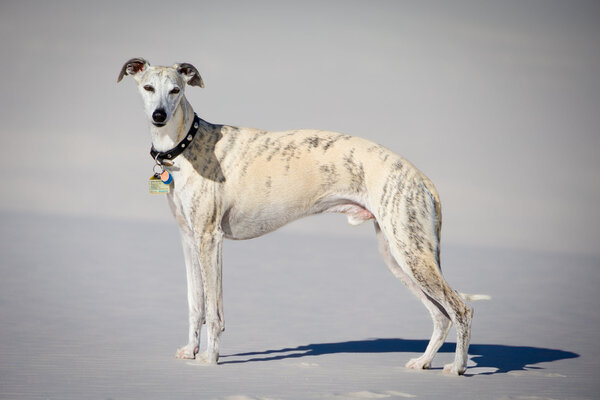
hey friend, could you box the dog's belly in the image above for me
[220,197,374,240]
[220,205,302,240]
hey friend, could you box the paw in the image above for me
[443,363,466,376]
[405,357,431,370]
[197,351,219,365]
[175,344,199,359]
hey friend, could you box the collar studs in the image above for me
[150,113,200,163]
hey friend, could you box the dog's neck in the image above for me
[150,97,195,153]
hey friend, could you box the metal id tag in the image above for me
[149,174,170,194]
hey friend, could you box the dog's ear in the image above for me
[117,58,149,82]
[175,63,205,88]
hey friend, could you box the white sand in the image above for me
[1,211,598,399]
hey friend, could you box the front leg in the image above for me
[195,229,224,364]
[175,227,205,359]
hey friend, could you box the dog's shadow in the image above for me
[220,338,578,375]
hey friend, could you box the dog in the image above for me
[118,57,480,375]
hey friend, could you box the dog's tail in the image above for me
[458,292,492,302]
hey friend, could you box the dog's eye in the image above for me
[143,85,155,92]
[170,87,181,95]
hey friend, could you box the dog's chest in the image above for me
[166,161,207,215]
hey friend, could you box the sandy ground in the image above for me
[1,211,598,400]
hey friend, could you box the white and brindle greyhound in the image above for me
[118,57,485,375]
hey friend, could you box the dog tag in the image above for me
[149,174,170,194]
[160,170,173,184]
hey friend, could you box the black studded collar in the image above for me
[150,113,200,164]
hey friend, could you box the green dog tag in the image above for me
[149,174,170,194]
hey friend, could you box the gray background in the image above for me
[1,0,599,255]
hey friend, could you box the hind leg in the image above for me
[386,237,473,375]
[375,222,451,370]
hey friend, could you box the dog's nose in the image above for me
[152,109,167,124]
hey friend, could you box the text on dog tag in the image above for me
[149,175,170,194]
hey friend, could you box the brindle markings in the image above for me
[243,136,274,173]
[234,132,354,177]
[265,142,282,162]
[322,134,352,151]
[421,181,442,264]
[236,130,270,177]
[247,130,269,144]
[303,136,321,149]
[397,178,447,300]
[280,141,299,172]
[216,125,243,175]
[318,163,339,190]
[403,185,426,254]
[405,251,444,295]
[367,144,391,162]
[378,160,406,221]
[301,133,353,152]
[235,131,313,177]
[266,131,298,162]
[342,148,365,192]
[420,188,430,218]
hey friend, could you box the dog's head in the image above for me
[118,58,204,127]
